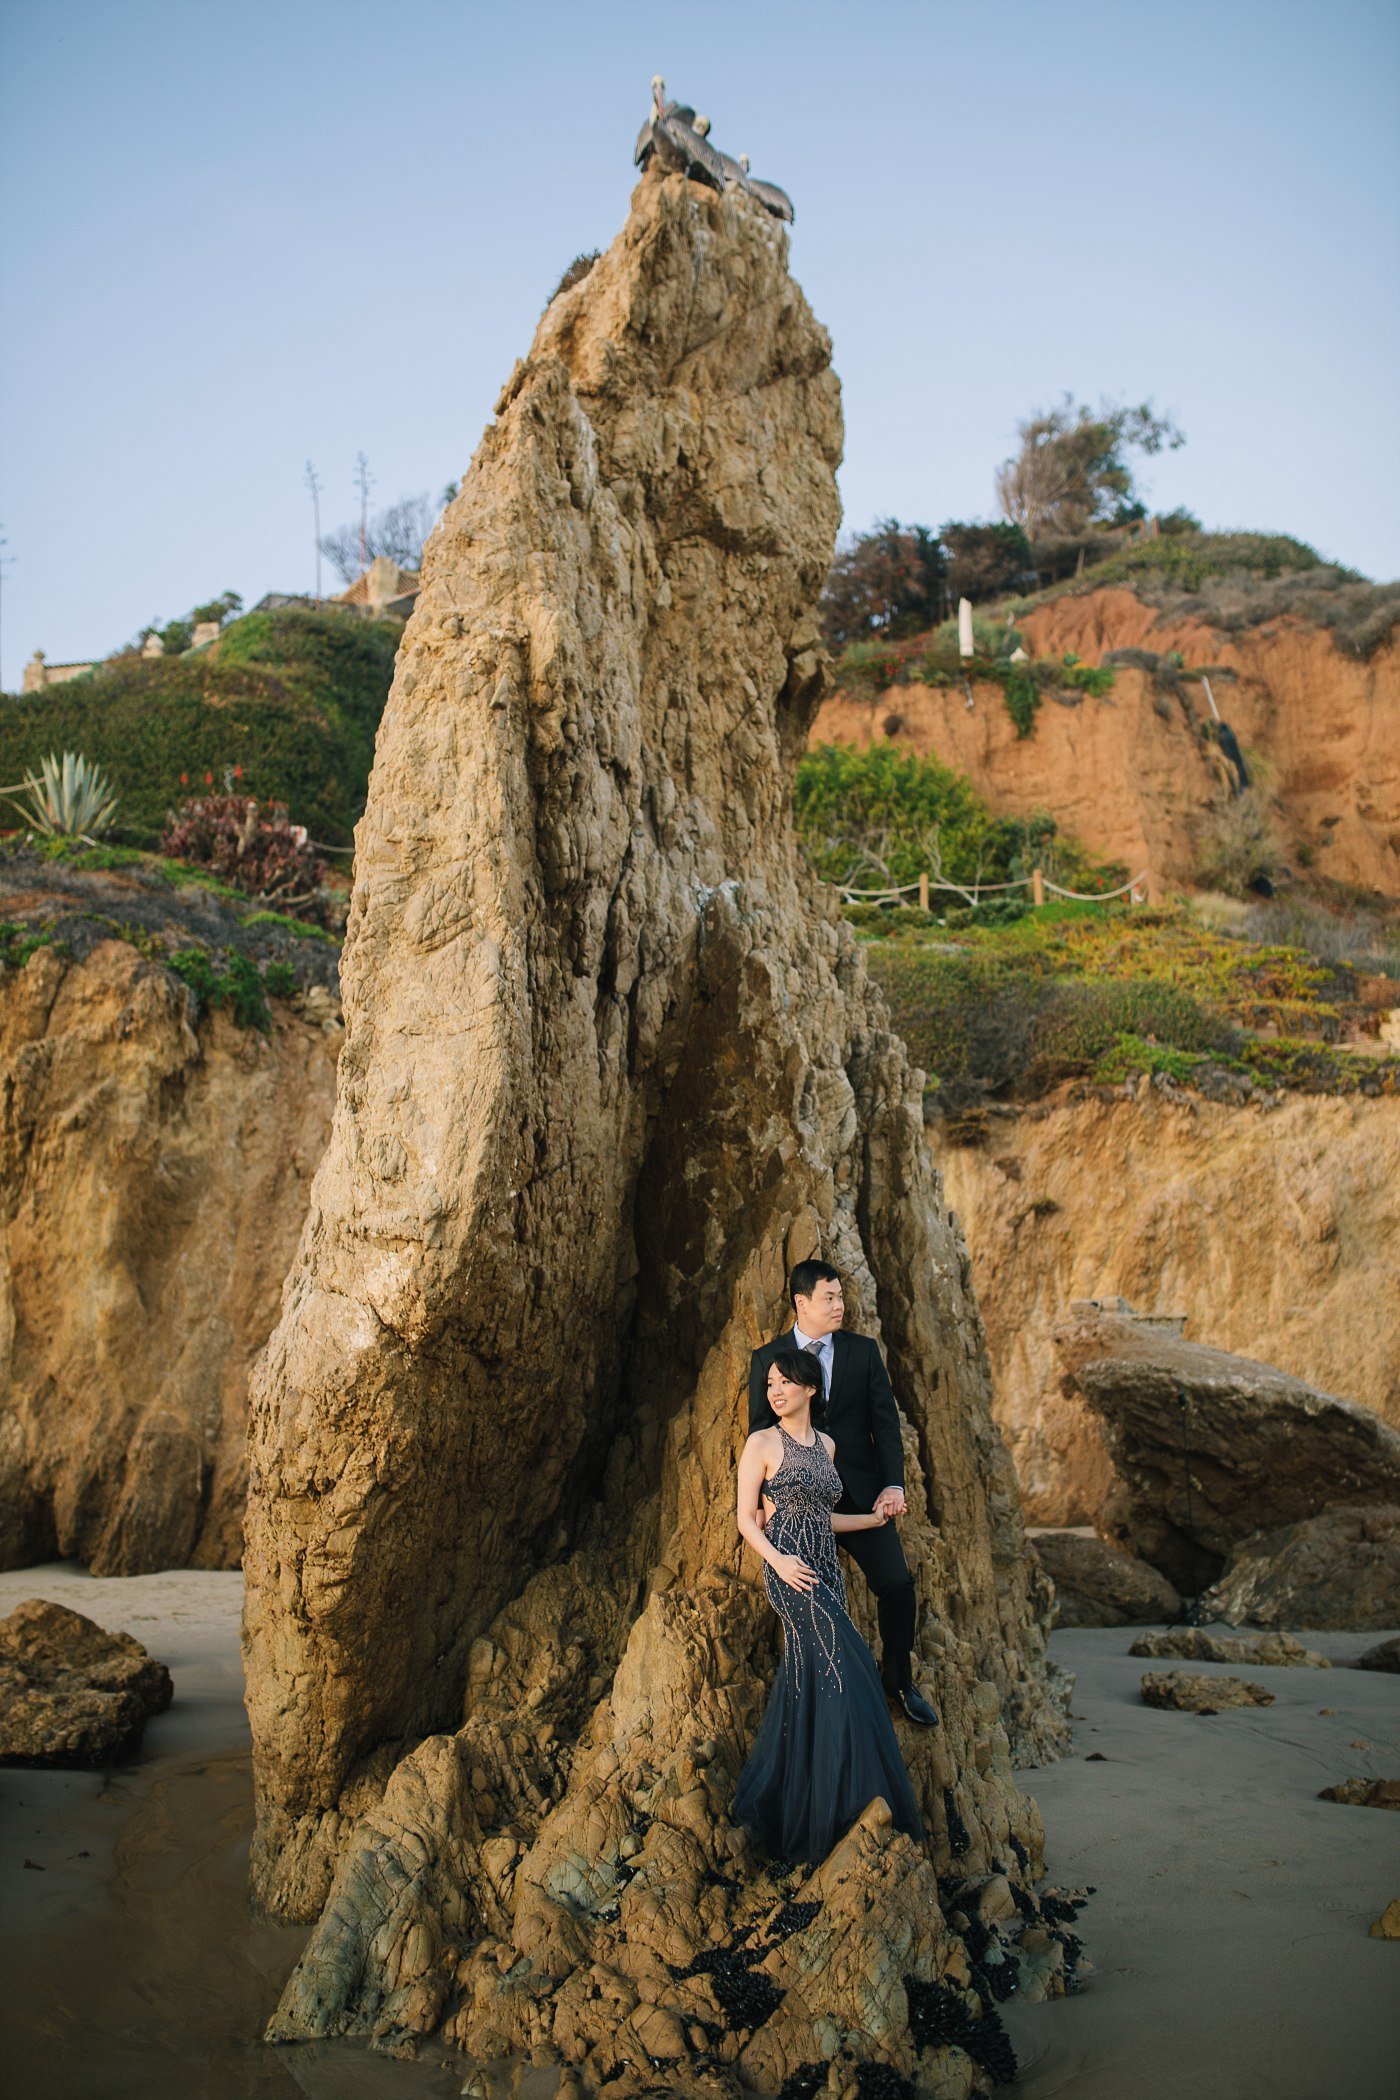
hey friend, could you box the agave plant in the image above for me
[3,750,120,840]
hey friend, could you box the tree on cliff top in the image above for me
[996,395,1185,539]
[820,519,946,645]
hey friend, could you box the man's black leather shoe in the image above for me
[894,1686,939,1728]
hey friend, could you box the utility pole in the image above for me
[355,452,374,575]
[0,528,13,692]
[304,462,323,604]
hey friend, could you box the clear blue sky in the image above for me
[2,0,1397,686]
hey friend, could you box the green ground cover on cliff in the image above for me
[0,839,339,1032]
[856,901,1400,1123]
[0,608,400,846]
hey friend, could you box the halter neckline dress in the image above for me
[734,1424,922,1865]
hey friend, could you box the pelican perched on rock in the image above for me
[633,75,725,191]
[739,153,795,224]
[693,114,752,194]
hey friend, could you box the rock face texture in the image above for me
[1201,1505,1400,1629]
[0,938,340,1575]
[811,587,1400,898]
[243,171,1070,2092]
[0,1597,173,1764]
[1053,1309,1400,1592]
[1030,1531,1181,1628]
[938,1091,1400,1525]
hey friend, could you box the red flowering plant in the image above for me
[160,769,326,920]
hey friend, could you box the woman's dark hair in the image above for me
[768,1348,827,1426]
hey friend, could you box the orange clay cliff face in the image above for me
[811,586,1400,900]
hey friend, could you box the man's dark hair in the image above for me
[768,1348,827,1426]
[789,1258,840,1308]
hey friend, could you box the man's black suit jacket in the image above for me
[748,1329,904,1513]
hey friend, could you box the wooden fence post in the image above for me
[1032,866,1044,907]
[919,872,930,913]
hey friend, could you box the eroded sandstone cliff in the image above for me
[0,938,338,1574]
[244,170,1071,2093]
[812,590,1400,898]
[938,1090,1400,1524]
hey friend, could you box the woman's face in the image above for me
[767,1365,810,1417]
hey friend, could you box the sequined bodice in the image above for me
[765,1427,843,1516]
[762,1428,847,1683]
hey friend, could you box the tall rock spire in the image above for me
[244,167,1070,2090]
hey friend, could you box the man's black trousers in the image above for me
[836,1521,917,1690]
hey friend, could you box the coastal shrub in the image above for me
[1025,979,1238,1082]
[0,919,63,970]
[1193,783,1284,897]
[940,520,1034,602]
[860,902,1375,1111]
[794,744,1010,891]
[159,793,325,915]
[166,947,274,1031]
[0,608,399,846]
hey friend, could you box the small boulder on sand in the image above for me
[0,1598,173,1766]
[1318,1779,1400,1812]
[1370,1899,1400,1939]
[1140,1671,1274,1713]
[1032,1531,1181,1627]
[1351,1635,1400,1673]
[1130,1629,1330,1669]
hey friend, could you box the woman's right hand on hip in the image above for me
[773,1552,817,1593]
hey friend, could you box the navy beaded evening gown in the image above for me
[734,1425,923,1865]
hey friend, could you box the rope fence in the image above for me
[837,866,1151,909]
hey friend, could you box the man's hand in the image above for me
[873,1486,907,1521]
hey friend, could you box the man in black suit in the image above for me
[748,1258,938,1727]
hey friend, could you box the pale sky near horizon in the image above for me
[1,0,1397,687]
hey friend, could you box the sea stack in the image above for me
[243,164,1070,2091]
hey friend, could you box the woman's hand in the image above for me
[772,1552,818,1593]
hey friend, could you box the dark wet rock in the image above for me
[1129,1629,1330,1668]
[1053,1309,1400,1593]
[0,1597,173,1766]
[1200,1505,1400,1630]
[1351,1635,1400,1673]
[1139,1671,1274,1713]
[1031,1531,1181,1627]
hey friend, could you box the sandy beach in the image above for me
[2,1563,1397,2099]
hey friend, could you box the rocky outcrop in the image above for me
[1030,1531,1180,1628]
[938,1091,1400,1526]
[1318,1779,1400,1811]
[1139,1672,1274,1713]
[0,1597,172,1764]
[1129,1629,1329,1668]
[1200,1505,1400,1629]
[1353,1636,1400,1673]
[811,586,1400,898]
[0,938,340,1574]
[1053,1309,1400,1592]
[243,170,1069,2093]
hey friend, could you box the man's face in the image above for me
[795,1277,844,1337]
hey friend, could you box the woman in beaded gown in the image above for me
[733,1351,923,1865]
